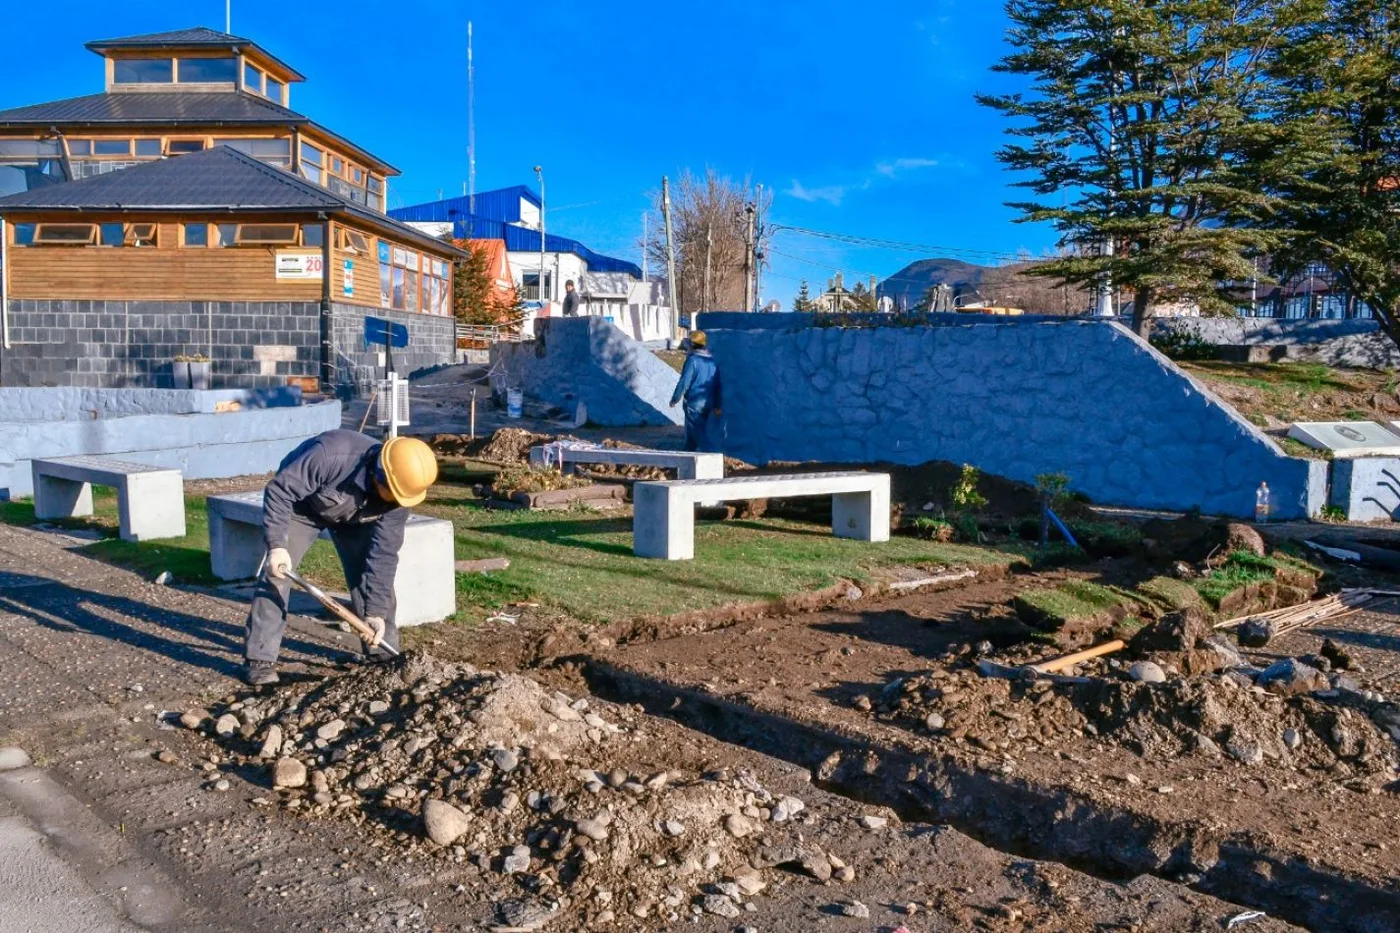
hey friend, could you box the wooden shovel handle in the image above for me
[283,569,398,656]
[1030,639,1125,674]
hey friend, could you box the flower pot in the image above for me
[172,361,192,389]
[189,361,211,390]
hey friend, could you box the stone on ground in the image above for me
[0,747,31,770]
[272,757,307,789]
[423,798,473,846]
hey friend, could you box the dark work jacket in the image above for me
[262,429,408,618]
[562,290,581,316]
[670,349,722,415]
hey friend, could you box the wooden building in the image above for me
[0,27,460,390]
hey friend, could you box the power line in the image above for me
[771,223,1029,264]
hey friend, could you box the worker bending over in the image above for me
[243,429,439,685]
[669,330,723,452]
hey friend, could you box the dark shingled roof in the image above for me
[0,91,299,125]
[0,146,461,257]
[84,27,305,81]
[0,92,398,174]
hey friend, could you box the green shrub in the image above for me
[1151,327,1217,361]
[911,517,955,542]
[951,464,987,511]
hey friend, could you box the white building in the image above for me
[391,186,674,342]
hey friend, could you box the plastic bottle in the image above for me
[1255,482,1270,523]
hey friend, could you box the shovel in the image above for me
[282,568,400,658]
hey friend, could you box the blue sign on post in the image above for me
[364,316,409,349]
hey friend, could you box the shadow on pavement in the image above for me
[0,573,343,679]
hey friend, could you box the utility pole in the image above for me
[534,165,547,308]
[662,176,679,342]
[742,202,756,313]
[703,224,713,313]
[753,184,763,311]
[468,22,476,216]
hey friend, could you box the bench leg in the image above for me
[209,514,267,580]
[118,472,187,542]
[33,473,93,521]
[393,519,457,626]
[682,454,725,507]
[634,485,693,560]
[832,481,891,543]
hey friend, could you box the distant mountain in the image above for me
[876,258,990,309]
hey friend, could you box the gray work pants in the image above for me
[244,514,400,663]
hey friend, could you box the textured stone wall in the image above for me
[704,317,1326,520]
[0,299,456,393]
[0,398,342,500]
[491,317,683,427]
[1,298,321,389]
[330,303,456,397]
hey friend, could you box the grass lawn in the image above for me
[0,481,1014,625]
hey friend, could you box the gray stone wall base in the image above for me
[330,303,455,397]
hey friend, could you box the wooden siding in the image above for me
[5,215,321,301]
[329,220,455,318]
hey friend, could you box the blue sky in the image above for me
[0,0,1059,306]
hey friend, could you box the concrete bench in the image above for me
[632,471,890,560]
[206,491,456,627]
[529,444,724,481]
[31,455,186,542]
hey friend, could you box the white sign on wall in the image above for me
[275,251,324,280]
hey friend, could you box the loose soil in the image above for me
[541,574,1400,933]
[185,650,1302,932]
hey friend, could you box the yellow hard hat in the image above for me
[690,330,707,347]
[379,436,438,507]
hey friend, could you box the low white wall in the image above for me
[0,399,342,499]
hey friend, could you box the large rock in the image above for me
[423,798,473,845]
[1223,523,1266,558]
[1256,658,1329,696]
[271,758,307,789]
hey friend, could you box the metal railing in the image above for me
[455,321,529,348]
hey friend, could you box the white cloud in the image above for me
[875,157,941,178]
[786,180,846,206]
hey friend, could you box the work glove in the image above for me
[266,547,292,579]
[364,616,386,650]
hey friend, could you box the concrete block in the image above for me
[1287,422,1400,458]
[32,455,186,541]
[1330,459,1400,522]
[633,472,889,560]
[206,491,456,626]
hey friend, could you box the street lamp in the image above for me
[534,165,547,307]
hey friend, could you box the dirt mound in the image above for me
[194,654,843,929]
[431,428,565,464]
[874,647,1399,774]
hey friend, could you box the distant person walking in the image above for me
[670,331,723,452]
[561,279,581,317]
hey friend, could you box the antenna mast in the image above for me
[468,21,476,216]
[226,0,231,32]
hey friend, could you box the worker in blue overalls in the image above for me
[669,330,723,452]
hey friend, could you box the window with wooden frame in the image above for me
[215,223,237,248]
[299,142,324,185]
[166,139,206,156]
[366,175,384,210]
[302,224,324,248]
[183,223,209,247]
[113,58,173,84]
[339,229,370,254]
[265,77,286,103]
[243,61,263,94]
[135,139,162,157]
[33,223,97,245]
[12,223,36,246]
[424,258,450,315]
[92,139,132,156]
[176,56,237,84]
[126,223,157,247]
[390,247,422,312]
[234,223,298,245]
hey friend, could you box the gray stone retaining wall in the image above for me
[1152,317,1400,368]
[703,317,1326,520]
[1,299,456,393]
[491,318,683,427]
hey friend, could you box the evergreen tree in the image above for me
[849,282,879,312]
[978,0,1318,335]
[792,279,816,312]
[449,239,519,328]
[1271,0,1400,339]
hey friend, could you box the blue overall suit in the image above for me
[670,348,723,452]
